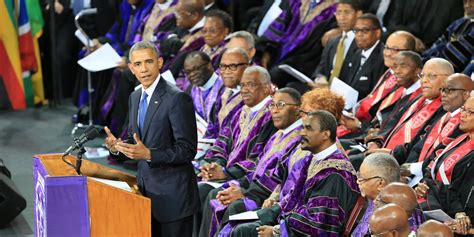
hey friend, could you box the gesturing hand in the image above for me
[104,126,120,154]
[115,133,151,160]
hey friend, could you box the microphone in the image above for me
[64,126,100,155]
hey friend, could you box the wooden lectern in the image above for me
[33,154,151,237]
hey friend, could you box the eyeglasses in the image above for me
[335,10,355,16]
[383,45,409,53]
[269,101,300,110]
[175,10,192,17]
[356,172,383,183]
[183,62,208,74]
[418,73,450,81]
[219,63,248,71]
[461,106,474,116]
[439,87,466,95]
[202,27,224,35]
[352,27,378,34]
[298,110,310,116]
[240,82,263,89]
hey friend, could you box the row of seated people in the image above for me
[73,0,472,140]
[189,50,473,236]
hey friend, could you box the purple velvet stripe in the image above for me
[227,109,273,167]
[210,199,227,237]
[278,2,337,61]
[217,222,233,237]
[352,200,374,236]
[203,92,244,139]
[409,208,425,231]
[304,151,359,194]
[279,152,313,212]
[243,197,259,211]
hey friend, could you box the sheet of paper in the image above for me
[278,64,313,83]
[424,209,454,222]
[330,77,359,110]
[78,43,123,72]
[90,177,132,192]
[410,162,424,176]
[257,1,282,36]
[75,29,94,47]
[161,70,176,85]
[199,181,224,189]
[199,138,216,144]
[229,211,259,221]
[84,147,109,159]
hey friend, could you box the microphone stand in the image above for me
[75,147,87,175]
[71,8,97,135]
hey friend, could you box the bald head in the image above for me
[440,73,474,112]
[376,182,418,215]
[447,73,474,91]
[369,204,410,236]
[425,58,455,75]
[362,153,400,183]
[417,220,454,237]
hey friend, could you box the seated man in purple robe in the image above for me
[194,66,278,235]
[171,9,233,91]
[204,47,249,139]
[132,0,178,44]
[256,0,338,92]
[183,51,224,122]
[254,110,360,236]
[375,182,425,232]
[199,88,303,237]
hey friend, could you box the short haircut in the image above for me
[243,66,271,84]
[339,0,363,11]
[301,88,345,122]
[390,31,416,51]
[185,51,211,63]
[364,153,400,183]
[398,51,422,69]
[358,13,382,30]
[426,58,455,75]
[223,47,250,63]
[308,110,338,142]
[229,31,255,49]
[129,41,159,62]
[205,9,233,32]
[276,87,302,105]
[182,1,204,15]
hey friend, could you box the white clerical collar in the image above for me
[204,3,214,10]
[451,107,461,117]
[189,16,205,33]
[199,72,218,91]
[405,80,420,95]
[231,86,241,94]
[361,40,380,58]
[314,143,338,161]
[141,74,160,100]
[250,95,272,113]
[282,119,302,135]
[158,0,173,10]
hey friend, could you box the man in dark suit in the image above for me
[104,41,199,237]
[341,13,386,100]
[313,0,362,80]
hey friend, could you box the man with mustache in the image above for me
[183,51,224,122]
[255,111,360,236]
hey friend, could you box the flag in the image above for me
[26,0,45,105]
[0,0,26,110]
[17,0,38,107]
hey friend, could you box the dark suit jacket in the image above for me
[126,78,199,222]
[313,35,358,78]
[340,42,387,100]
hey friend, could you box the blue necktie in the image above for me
[72,0,84,15]
[138,92,148,135]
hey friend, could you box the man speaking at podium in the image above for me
[104,41,199,237]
